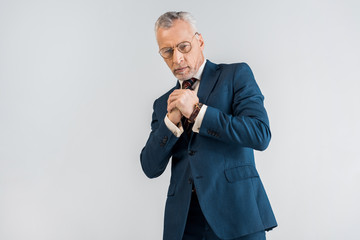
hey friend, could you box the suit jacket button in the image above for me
[188,150,196,156]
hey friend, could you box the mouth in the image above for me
[174,66,188,73]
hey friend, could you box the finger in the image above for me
[167,101,177,112]
[167,96,176,107]
[168,91,187,103]
[170,89,188,96]
[167,98,178,111]
[168,90,180,102]
[168,94,181,104]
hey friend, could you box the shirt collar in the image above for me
[193,59,206,80]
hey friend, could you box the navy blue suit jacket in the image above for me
[141,60,277,240]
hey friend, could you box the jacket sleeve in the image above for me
[199,63,271,151]
[140,99,179,178]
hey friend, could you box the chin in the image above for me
[176,76,188,81]
[174,72,193,81]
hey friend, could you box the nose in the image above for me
[172,48,184,64]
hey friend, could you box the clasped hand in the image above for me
[167,89,199,125]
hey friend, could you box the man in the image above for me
[140,11,277,240]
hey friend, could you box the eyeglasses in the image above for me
[159,32,199,59]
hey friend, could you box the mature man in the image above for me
[140,11,277,240]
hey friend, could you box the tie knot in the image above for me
[182,78,197,90]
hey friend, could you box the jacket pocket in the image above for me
[224,165,259,183]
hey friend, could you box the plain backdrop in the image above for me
[1,0,359,239]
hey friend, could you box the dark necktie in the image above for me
[181,78,197,136]
[182,78,197,90]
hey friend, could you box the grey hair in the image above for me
[155,11,197,33]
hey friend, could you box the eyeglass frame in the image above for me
[158,32,200,59]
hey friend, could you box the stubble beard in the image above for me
[173,66,196,81]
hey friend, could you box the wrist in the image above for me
[187,103,203,123]
[167,113,181,126]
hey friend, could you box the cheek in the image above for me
[165,59,173,69]
[184,54,197,67]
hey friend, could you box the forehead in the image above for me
[156,20,194,48]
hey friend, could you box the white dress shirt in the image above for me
[164,60,208,137]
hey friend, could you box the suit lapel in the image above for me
[197,60,221,105]
[187,60,220,143]
[175,81,180,90]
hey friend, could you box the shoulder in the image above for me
[213,62,259,94]
[218,62,254,78]
[217,62,252,73]
[206,60,253,77]
[207,61,254,82]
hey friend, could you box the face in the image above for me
[156,20,205,80]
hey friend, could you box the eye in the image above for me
[178,42,191,53]
[160,47,172,54]
[164,48,173,54]
[160,47,174,58]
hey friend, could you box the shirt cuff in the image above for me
[164,115,184,137]
[192,104,207,133]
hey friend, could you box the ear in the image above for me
[197,33,205,50]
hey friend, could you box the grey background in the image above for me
[1,0,359,239]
